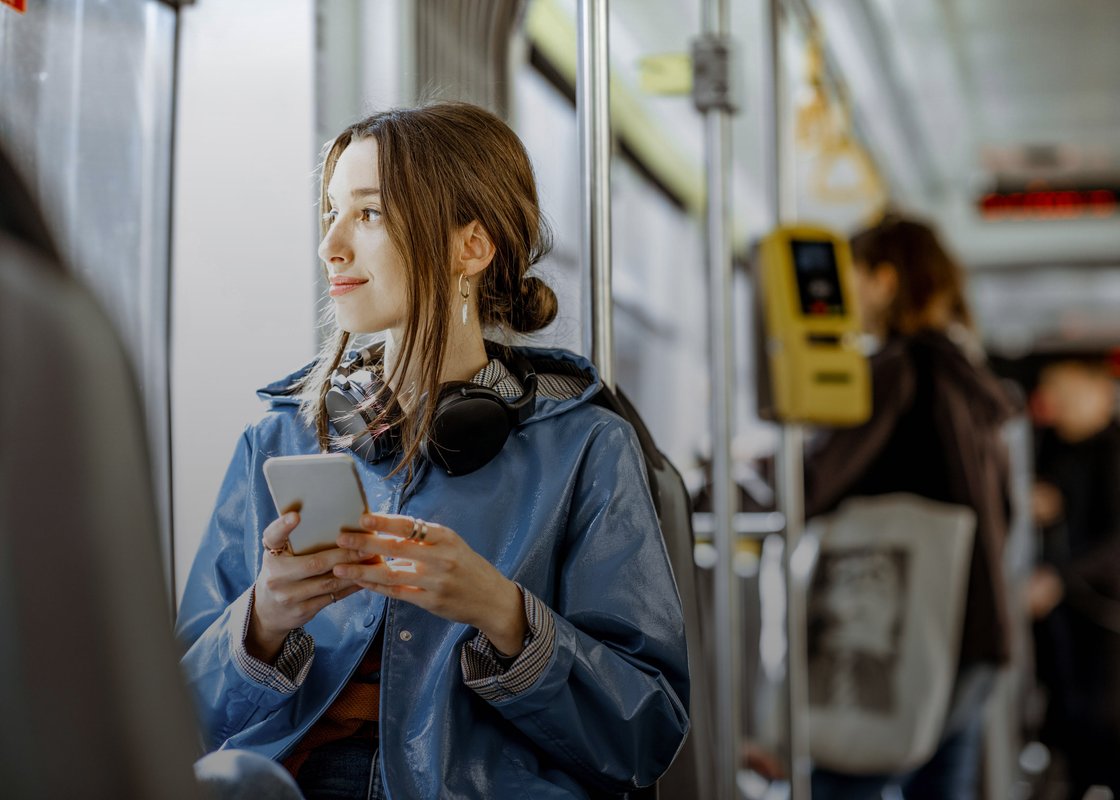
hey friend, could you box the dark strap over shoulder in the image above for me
[588,386,665,515]
[586,384,717,800]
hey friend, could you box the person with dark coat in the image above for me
[1029,358,1120,796]
[805,214,1016,800]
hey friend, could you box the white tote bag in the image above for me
[803,493,975,774]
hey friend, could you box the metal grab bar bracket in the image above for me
[691,34,740,114]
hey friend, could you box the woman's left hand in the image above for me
[333,513,528,656]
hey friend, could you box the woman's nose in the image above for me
[318,225,352,265]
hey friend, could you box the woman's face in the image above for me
[853,259,896,335]
[1040,363,1116,436]
[319,137,408,335]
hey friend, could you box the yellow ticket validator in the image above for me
[757,224,870,426]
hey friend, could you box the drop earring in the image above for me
[458,273,470,326]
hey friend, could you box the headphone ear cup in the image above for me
[422,384,513,475]
[326,373,400,463]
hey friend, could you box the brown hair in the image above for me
[297,102,556,474]
[850,212,973,336]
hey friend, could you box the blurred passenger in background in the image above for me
[804,214,1016,799]
[1029,358,1120,796]
[0,147,203,798]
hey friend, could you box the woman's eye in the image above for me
[360,207,381,222]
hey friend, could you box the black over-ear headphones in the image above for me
[325,342,538,476]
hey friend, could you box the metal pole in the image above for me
[576,0,614,390]
[778,426,812,798]
[768,1,811,796]
[767,0,796,223]
[698,0,740,797]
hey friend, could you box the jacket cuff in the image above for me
[232,587,314,694]
[460,585,556,702]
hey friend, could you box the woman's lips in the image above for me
[329,278,368,297]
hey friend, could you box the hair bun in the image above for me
[509,276,558,333]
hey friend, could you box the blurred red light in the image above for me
[978,188,1117,219]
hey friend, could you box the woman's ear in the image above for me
[456,220,495,277]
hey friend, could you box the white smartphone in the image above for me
[262,453,369,555]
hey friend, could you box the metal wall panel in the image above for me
[414,0,524,115]
[0,0,177,589]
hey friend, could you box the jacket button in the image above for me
[399,630,413,642]
[364,613,376,628]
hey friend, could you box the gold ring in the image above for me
[265,542,289,557]
[409,518,428,542]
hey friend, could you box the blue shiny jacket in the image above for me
[176,347,690,798]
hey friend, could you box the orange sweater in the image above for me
[283,631,383,776]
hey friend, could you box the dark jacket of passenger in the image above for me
[805,330,1017,666]
[1036,421,1120,604]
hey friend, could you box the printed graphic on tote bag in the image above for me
[808,548,909,713]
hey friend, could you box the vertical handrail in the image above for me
[698,0,741,798]
[767,0,797,224]
[778,425,812,798]
[163,0,184,612]
[768,1,811,797]
[576,0,614,390]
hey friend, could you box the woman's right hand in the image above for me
[1031,481,1064,527]
[246,512,364,662]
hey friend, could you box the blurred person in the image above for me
[0,148,204,796]
[1029,358,1120,796]
[803,213,1016,799]
[176,103,689,799]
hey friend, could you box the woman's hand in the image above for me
[1032,481,1064,527]
[248,512,365,662]
[1025,564,1065,620]
[333,513,529,657]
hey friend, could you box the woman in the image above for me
[177,103,690,799]
[805,214,1015,799]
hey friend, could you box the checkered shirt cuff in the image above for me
[460,584,556,702]
[234,588,315,694]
